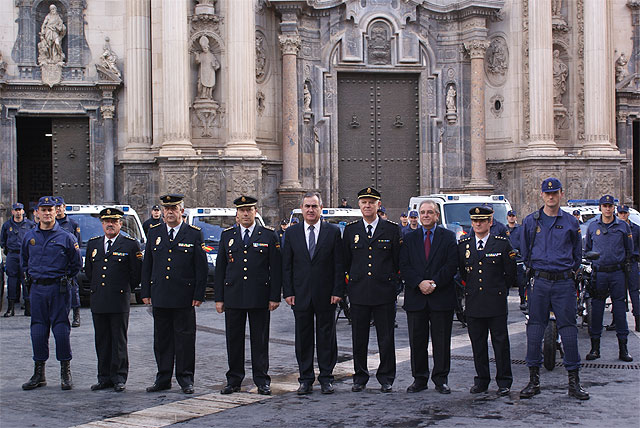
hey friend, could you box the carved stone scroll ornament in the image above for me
[278,34,301,56]
[464,39,490,59]
[96,37,121,81]
[100,104,115,120]
[39,4,66,87]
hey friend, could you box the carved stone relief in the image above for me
[485,36,508,87]
[367,21,392,65]
[489,94,504,117]
[96,37,121,81]
[201,172,222,206]
[39,4,66,87]
[126,174,150,214]
[256,90,265,115]
[195,0,216,15]
[445,84,457,124]
[255,31,268,83]
[616,53,629,83]
[0,51,6,78]
[165,172,191,200]
[552,49,568,106]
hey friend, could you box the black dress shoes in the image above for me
[470,385,488,394]
[220,384,241,395]
[351,383,366,392]
[113,383,126,392]
[406,381,428,393]
[297,383,312,395]
[146,383,171,393]
[496,387,510,397]
[182,385,194,394]
[435,384,451,394]
[380,384,392,393]
[257,385,271,395]
[321,383,335,394]
[90,381,113,391]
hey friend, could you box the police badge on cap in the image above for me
[99,207,124,220]
[598,194,615,206]
[159,194,184,206]
[233,195,258,208]
[469,205,493,220]
[541,177,562,193]
[357,187,381,200]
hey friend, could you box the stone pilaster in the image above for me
[582,0,617,153]
[124,0,152,157]
[464,39,493,192]
[101,104,116,203]
[527,0,562,154]
[224,0,260,156]
[159,0,195,157]
[278,33,302,190]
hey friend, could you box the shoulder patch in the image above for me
[88,235,102,241]
[149,222,161,229]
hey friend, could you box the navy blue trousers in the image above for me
[30,283,72,361]
[590,270,629,339]
[5,253,25,302]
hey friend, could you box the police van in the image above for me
[407,194,513,241]
[65,204,145,304]
[289,208,363,236]
[186,207,266,285]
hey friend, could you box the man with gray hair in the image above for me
[283,191,345,395]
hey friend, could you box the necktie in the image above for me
[243,229,250,246]
[106,239,112,254]
[169,228,174,241]
[478,240,484,250]
[308,225,316,258]
[424,230,431,261]
[367,224,373,239]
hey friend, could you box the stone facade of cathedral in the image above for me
[0,0,638,224]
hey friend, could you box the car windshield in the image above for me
[68,214,143,246]
[192,215,265,249]
[443,203,508,229]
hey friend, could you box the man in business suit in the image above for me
[141,194,208,394]
[458,206,516,396]
[214,196,282,396]
[343,187,401,393]
[283,191,345,395]
[85,208,142,392]
[400,199,458,394]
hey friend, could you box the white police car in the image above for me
[289,208,363,236]
[407,194,513,241]
[186,207,266,285]
[65,204,145,304]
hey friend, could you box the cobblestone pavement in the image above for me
[1,289,638,428]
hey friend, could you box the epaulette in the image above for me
[189,224,201,231]
[459,235,472,242]
[123,235,136,241]
[386,219,398,225]
[223,226,235,232]
[88,235,102,241]
[149,222,161,229]
[495,235,508,241]
[263,225,274,231]
[345,220,360,226]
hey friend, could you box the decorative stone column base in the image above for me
[524,144,565,157]
[277,187,306,220]
[224,142,262,157]
[158,142,197,157]
[580,148,621,157]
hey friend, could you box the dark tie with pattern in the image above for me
[243,229,250,246]
[367,224,373,239]
[308,225,316,258]
[424,230,431,261]
[169,228,174,241]
[106,239,112,254]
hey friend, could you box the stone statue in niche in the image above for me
[616,53,628,83]
[552,50,568,105]
[195,36,220,100]
[38,4,66,65]
[303,83,312,112]
[446,85,457,124]
[96,37,121,81]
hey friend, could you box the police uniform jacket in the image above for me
[1,217,36,252]
[343,218,401,306]
[506,225,523,261]
[214,224,282,309]
[585,216,632,269]
[85,234,143,313]
[57,215,82,242]
[458,235,516,318]
[141,222,208,308]
[21,222,82,280]
[630,221,640,261]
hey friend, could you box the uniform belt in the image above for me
[33,277,62,285]
[534,270,573,281]
[595,264,623,273]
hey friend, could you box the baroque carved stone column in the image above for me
[159,0,195,157]
[582,0,616,153]
[464,39,493,192]
[527,0,562,154]
[278,34,302,189]
[124,0,152,157]
[225,0,260,156]
[101,104,116,203]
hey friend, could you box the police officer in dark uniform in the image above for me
[520,178,588,400]
[458,206,516,396]
[54,196,82,327]
[141,194,208,394]
[143,205,163,237]
[506,210,526,310]
[584,195,633,362]
[617,205,640,332]
[214,196,282,396]
[276,218,289,247]
[343,187,401,393]
[401,210,420,237]
[85,208,143,392]
[572,209,582,224]
[21,196,82,391]
[470,203,509,238]
[1,202,35,316]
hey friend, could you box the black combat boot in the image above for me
[618,338,633,362]
[585,338,600,360]
[567,369,589,400]
[3,300,15,317]
[60,360,73,390]
[71,307,80,327]
[519,366,540,399]
[22,361,46,390]
[24,300,31,316]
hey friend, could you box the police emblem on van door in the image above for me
[156,236,161,245]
